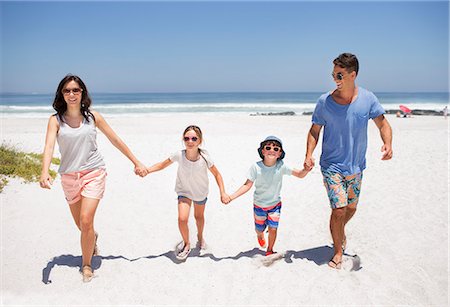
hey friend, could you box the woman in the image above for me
[39,74,147,282]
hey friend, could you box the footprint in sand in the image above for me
[254,252,285,267]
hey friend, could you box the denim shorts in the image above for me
[177,195,208,205]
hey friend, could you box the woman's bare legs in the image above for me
[69,197,100,281]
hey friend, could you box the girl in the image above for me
[39,74,147,282]
[145,125,230,260]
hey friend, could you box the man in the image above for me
[304,53,393,269]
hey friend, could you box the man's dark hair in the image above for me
[333,53,359,76]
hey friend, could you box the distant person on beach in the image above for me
[225,136,311,256]
[443,106,448,119]
[304,53,393,269]
[144,125,230,261]
[39,74,147,282]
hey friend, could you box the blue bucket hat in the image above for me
[258,135,285,160]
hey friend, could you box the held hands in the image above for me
[221,193,232,205]
[39,172,53,189]
[381,144,393,160]
[134,162,148,177]
[303,156,315,171]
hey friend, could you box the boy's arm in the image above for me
[292,168,310,178]
[146,158,173,174]
[230,179,253,202]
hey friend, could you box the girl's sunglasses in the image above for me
[184,136,198,142]
[264,146,280,152]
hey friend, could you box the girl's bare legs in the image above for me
[178,199,191,250]
[193,203,206,245]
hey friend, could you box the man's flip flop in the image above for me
[328,259,342,269]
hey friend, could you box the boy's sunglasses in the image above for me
[331,72,344,81]
[184,136,198,142]
[264,146,280,152]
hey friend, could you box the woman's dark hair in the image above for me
[333,53,359,76]
[52,74,94,122]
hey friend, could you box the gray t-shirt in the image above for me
[169,149,214,202]
[56,114,105,174]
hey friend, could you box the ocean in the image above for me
[0,92,448,118]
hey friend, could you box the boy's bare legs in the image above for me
[267,227,277,253]
[178,200,191,250]
[193,203,206,247]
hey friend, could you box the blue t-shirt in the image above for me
[247,160,292,208]
[312,87,385,176]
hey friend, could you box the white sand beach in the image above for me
[1,114,448,306]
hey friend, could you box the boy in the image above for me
[226,136,311,256]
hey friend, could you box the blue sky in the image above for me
[1,1,448,93]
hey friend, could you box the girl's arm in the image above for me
[146,158,173,174]
[229,179,253,202]
[292,167,311,178]
[92,110,147,176]
[39,116,58,189]
[208,165,231,204]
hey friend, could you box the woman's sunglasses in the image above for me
[62,88,83,95]
[184,136,198,142]
[264,146,280,152]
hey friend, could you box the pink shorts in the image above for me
[61,169,107,205]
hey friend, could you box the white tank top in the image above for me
[56,114,105,174]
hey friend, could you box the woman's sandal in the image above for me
[81,265,94,283]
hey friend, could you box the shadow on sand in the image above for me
[42,254,130,284]
[43,245,359,283]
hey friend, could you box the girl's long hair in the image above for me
[52,74,94,123]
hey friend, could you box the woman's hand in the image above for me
[39,172,53,189]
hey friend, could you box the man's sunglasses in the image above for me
[332,72,344,81]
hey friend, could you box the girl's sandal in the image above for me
[82,265,94,283]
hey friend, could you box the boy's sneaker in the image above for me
[176,243,191,261]
[258,237,266,248]
[266,251,277,256]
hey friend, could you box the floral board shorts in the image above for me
[61,168,107,205]
[322,170,363,209]
[253,202,282,232]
